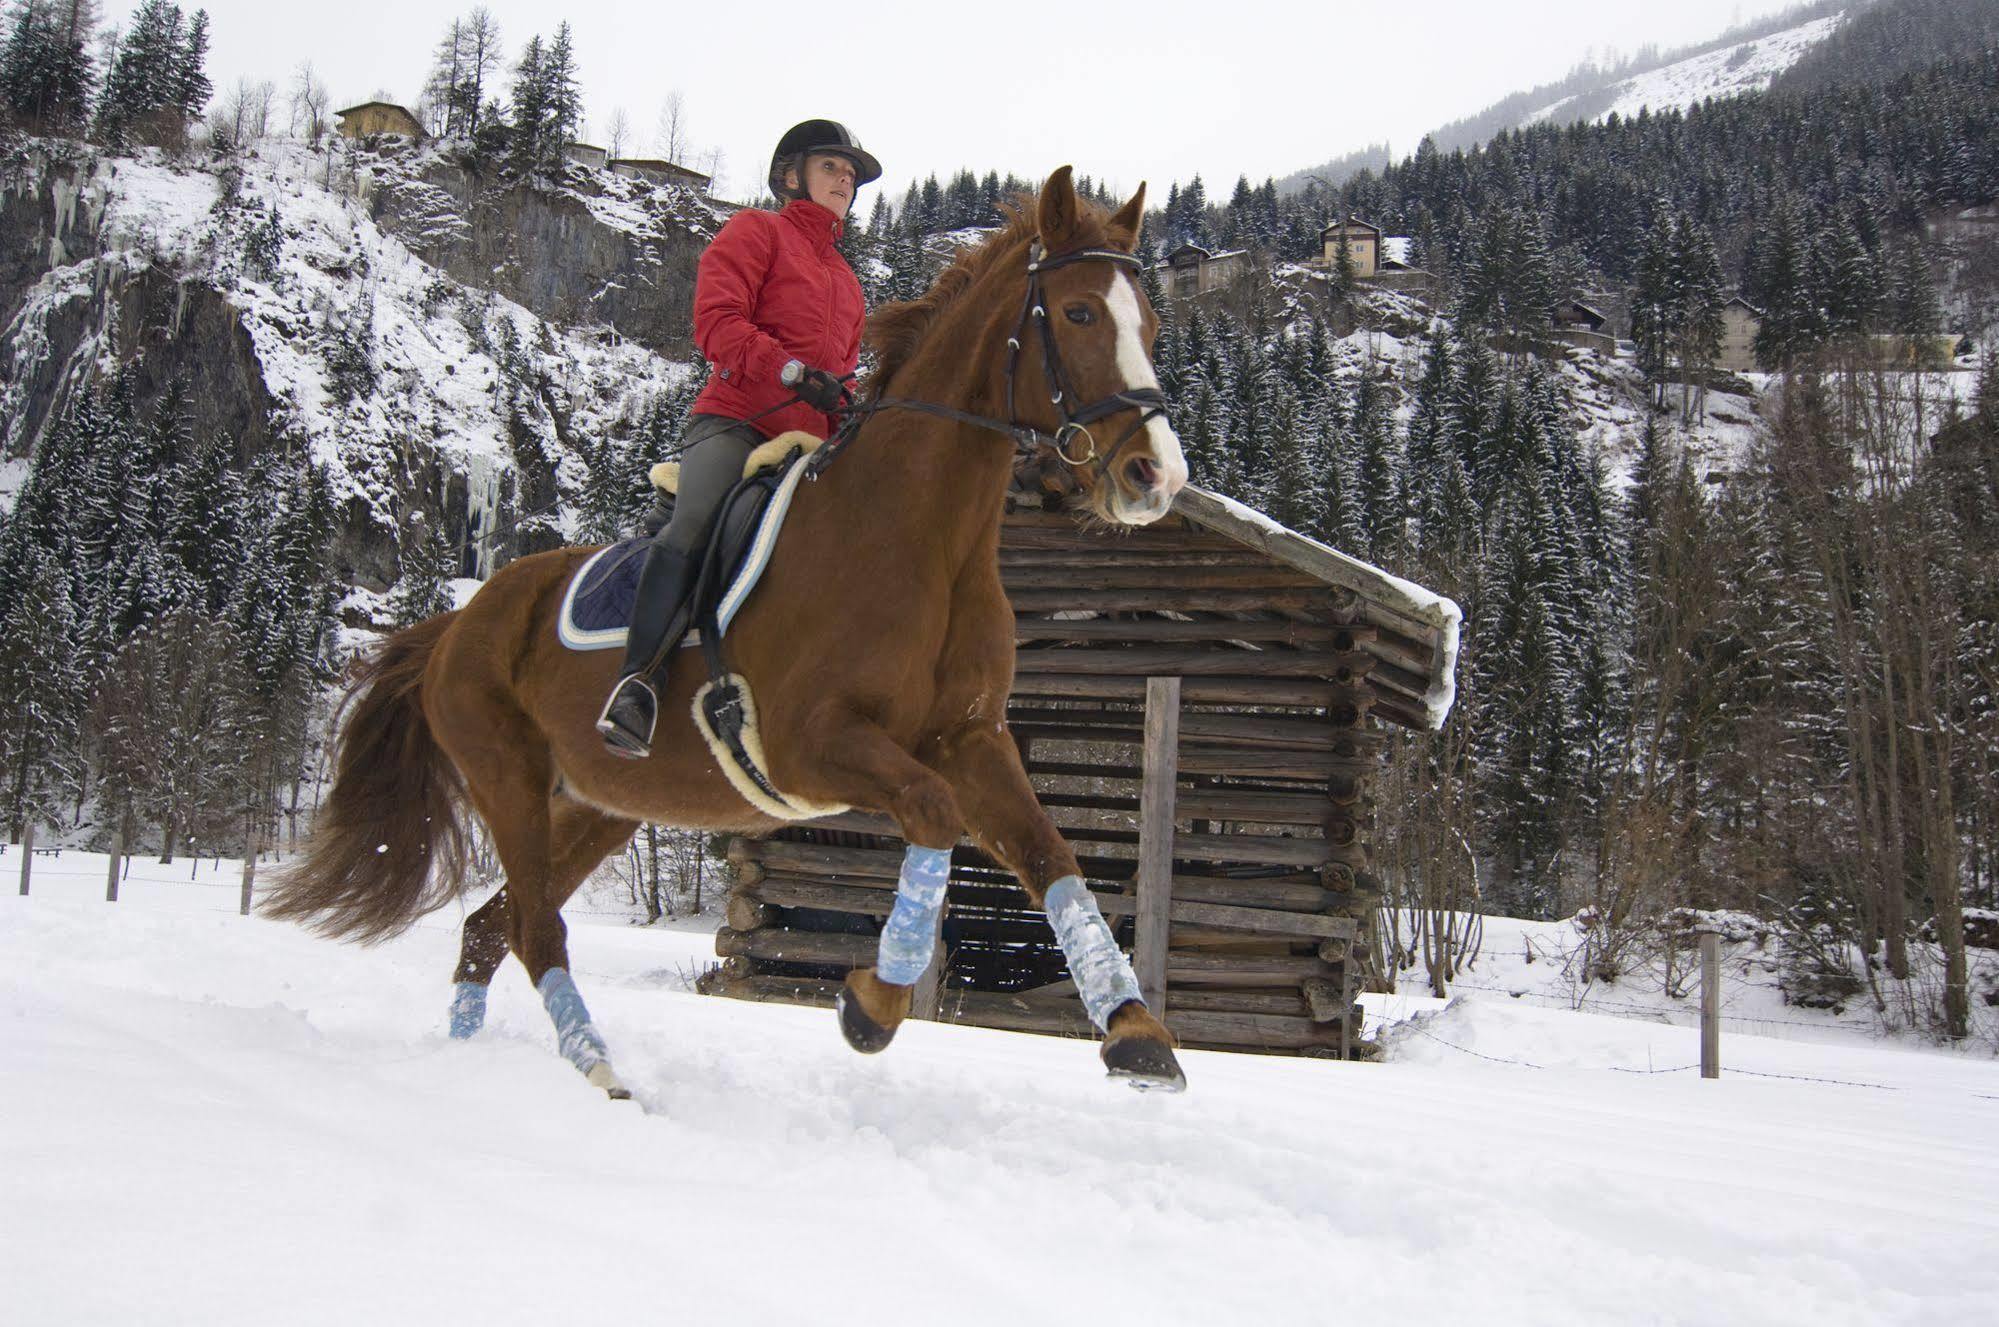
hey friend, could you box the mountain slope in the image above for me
[1523,14,1845,126]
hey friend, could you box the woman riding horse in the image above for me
[597,119,880,760]
[263,166,1192,1098]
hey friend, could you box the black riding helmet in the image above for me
[768,119,883,201]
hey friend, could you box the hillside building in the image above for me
[609,158,713,193]
[1163,243,1249,298]
[1719,296,1762,371]
[565,142,609,170]
[335,102,424,141]
[1320,216,1382,277]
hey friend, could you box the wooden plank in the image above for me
[1163,1008,1343,1051]
[998,549,1272,568]
[1006,589,1340,614]
[1173,485,1457,645]
[1007,673,1349,708]
[1013,647,1366,678]
[1013,617,1345,643]
[1166,951,1334,985]
[1135,678,1179,1013]
[16,823,32,897]
[714,927,876,966]
[1001,565,1327,591]
[1166,899,1355,941]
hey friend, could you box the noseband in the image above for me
[811,242,1172,481]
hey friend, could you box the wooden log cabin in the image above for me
[696,482,1461,1058]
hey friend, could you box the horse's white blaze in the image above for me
[1105,270,1189,521]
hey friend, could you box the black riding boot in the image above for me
[596,544,701,759]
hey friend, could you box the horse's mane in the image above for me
[866,196,1116,393]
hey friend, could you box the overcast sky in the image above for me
[153,0,1810,202]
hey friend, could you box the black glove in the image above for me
[792,367,849,413]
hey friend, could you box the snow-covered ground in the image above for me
[5,850,1995,1326]
[1526,15,1844,126]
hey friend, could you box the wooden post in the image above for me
[1700,930,1721,1080]
[1135,676,1181,1014]
[239,828,259,917]
[105,827,124,903]
[17,823,33,897]
[912,933,948,1022]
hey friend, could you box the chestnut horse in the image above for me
[264,168,1192,1096]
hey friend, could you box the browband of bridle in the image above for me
[809,241,1171,479]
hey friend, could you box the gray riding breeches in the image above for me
[659,413,763,556]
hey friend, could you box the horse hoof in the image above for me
[585,1062,632,1099]
[836,986,898,1055]
[1102,1034,1188,1094]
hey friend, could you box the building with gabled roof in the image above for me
[335,102,424,141]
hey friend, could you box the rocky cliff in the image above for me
[0,133,714,595]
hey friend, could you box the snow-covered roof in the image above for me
[336,101,416,118]
[1380,236,1414,266]
[1321,215,1382,238]
[1174,485,1461,730]
[1725,295,1764,317]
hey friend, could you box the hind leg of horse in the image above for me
[507,800,642,1097]
[448,891,510,1038]
[784,720,965,1055]
[930,723,1184,1092]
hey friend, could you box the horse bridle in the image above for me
[811,241,1172,480]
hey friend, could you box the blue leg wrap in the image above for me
[448,981,488,1039]
[1044,875,1145,1030]
[536,967,609,1073]
[876,844,952,985]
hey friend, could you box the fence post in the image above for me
[105,827,124,903]
[17,823,32,897]
[1135,676,1181,1015]
[1700,930,1721,1080]
[239,828,260,917]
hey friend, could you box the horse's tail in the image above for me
[262,611,471,945]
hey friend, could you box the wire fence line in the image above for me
[1399,1021,1908,1091]
[1445,979,1866,1032]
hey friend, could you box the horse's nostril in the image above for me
[1127,456,1160,490]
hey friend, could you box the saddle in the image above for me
[558,431,847,822]
[558,432,822,654]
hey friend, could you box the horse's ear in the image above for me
[1037,166,1079,250]
[1107,183,1147,251]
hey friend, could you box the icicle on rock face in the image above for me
[876,845,951,985]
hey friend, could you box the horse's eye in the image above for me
[1064,305,1094,325]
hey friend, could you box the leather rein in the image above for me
[808,242,1171,479]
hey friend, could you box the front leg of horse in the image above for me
[932,724,1185,1093]
[789,721,967,1056]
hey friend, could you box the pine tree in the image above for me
[0,543,86,839]
[1351,364,1401,561]
[1,0,97,133]
[171,5,207,120]
[506,33,547,174]
[542,22,580,158]
[388,512,457,627]
[1886,234,1943,354]
[91,0,186,146]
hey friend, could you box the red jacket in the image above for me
[691,198,866,440]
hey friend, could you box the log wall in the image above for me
[696,502,1431,1059]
